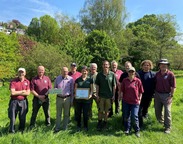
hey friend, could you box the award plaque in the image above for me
[75,88,90,99]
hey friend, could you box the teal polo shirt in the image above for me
[95,71,116,99]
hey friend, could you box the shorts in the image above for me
[98,97,111,113]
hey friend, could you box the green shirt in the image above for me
[95,71,116,99]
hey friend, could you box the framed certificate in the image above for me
[48,88,62,94]
[75,88,90,99]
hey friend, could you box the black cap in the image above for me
[71,63,77,67]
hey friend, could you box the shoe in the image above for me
[124,130,129,135]
[164,128,171,134]
[53,129,60,133]
[135,132,140,138]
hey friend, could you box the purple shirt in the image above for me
[155,70,176,93]
[121,77,144,105]
[68,71,82,82]
[31,75,52,95]
[54,75,74,97]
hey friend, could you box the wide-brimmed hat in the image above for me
[158,59,170,66]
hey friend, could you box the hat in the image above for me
[128,67,136,72]
[18,68,26,73]
[71,63,77,67]
[158,59,170,66]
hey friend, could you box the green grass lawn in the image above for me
[0,77,183,144]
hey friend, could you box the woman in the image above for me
[120,67,144,137]
[138,60,156,127]
[75,66,93,131]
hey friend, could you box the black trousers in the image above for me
[8,99,28,132]
[30,97,50,126]
[75,101,91,128]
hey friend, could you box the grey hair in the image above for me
[111,60,118,66]
[90,63,98,69]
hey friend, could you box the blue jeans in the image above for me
[123,100,140,132]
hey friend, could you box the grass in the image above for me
[0,77,183,144]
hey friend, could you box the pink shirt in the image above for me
[121,77,144,105]
[68,71,82,82]
[10,77,30,100]
[31,75,52,95]
[155,70,176,93]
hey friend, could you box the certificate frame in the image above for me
[75,88,90,99]
[48,88,62,94]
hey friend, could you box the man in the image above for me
[154,59,176,134]
[95,60,116,130]
[68,63,82,82]
[88,63,98,119]
[8,68,30,133]
[30,66,52,128]
[110,60,123,115]
[54,67,74,132]
[68,62,81,121]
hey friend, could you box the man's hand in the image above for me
[38,95,46,102]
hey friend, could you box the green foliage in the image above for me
[0,32,21,79]
[79,0,126,35]
[27,15,60,44]
[19,43,72,80]
[126,14,179,68]
[58,16,93,66]
[86,30,120,70]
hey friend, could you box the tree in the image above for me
[85,30,120,70]
[57,14,93,66]
[79,0,127,35]
[27,15,60,44]
[0,32,20,79]
[19,43,72,80]
[126,14,179,68]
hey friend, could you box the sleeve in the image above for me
[27,80,30,90]
[138,80,144,93]
[170,73,176,88]
[48,77,52,89]
[10,80,15,90]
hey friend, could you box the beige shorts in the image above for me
[98,97,111,113]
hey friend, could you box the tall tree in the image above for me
[79,0,127,35]
[27,15,60,44]
[126,14,179,67]
[85,30,120,70]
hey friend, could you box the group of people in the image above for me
[8,59,176,138]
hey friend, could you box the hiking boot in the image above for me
[164,128,171,134]
[135,131,140,138]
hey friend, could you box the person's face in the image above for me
[18,70,26,78]
[102,61,110,70]
[125,63,132,72]
[82,69,88,76]
[128,70,135,77]
[142,62,151,72]
[71,65,77,72]
[90,65,97,74]
[159,64,168,71]
[62,67,68,77]
[37,66,45,77]
[112,63,117,71]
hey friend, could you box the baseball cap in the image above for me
[128,67,136,72]
[18,68,26,73]
[158,59,170,65]
[71,63,77,67]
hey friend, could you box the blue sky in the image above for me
[0,0,183,33]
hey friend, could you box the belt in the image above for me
[57,95,71,99]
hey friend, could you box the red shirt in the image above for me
[113,69,123,82]
[121,77,144,104]
[10,77,30,100]
[68,71,82,82]
[31,75,52,95]
[155,70,176,93]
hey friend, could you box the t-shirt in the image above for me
[95,71,116,99]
